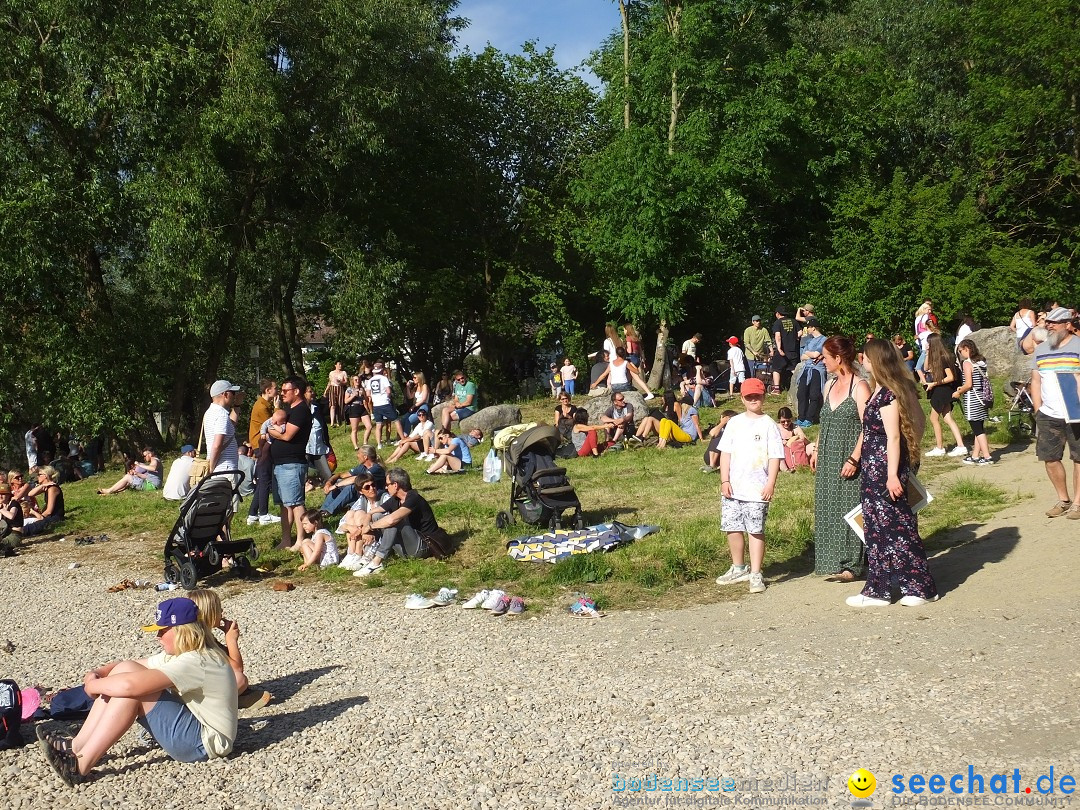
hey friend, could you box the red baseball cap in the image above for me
[741,378,766,396]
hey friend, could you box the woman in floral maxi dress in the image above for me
[847,338,938,608]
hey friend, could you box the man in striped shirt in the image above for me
[1031,307,1080,518]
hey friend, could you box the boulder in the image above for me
[460,404,522,435]
[964,325,1032,384]
[584,391,650,424]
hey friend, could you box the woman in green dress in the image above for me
[809,336,871,580]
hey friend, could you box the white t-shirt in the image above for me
[408,420,434,440]
[716,413,784,502]
[954,322,973,347]
[146,649,237,758]
[727,345,746,373]
[682,339,697,358]
[561,363,577,381]
[365,374,393,407]
[203,403,238,472]
[1034,336,1080,420]
[162,455,195,501]
[607,359,630,386]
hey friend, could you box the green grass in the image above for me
[40,387,1023,611]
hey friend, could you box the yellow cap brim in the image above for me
[141,623,168,632]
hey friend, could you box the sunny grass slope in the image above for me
[47,383,1020,611]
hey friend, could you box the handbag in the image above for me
[188,416,211,489]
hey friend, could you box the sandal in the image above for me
[825,570,856,583]
[107,579,136,593]
[568,597,604,619]
[36,726,82,787]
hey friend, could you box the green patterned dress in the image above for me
[813,377,866,576]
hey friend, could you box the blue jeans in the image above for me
[321,484,358,515]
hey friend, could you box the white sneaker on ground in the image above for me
[376,443,383,450]
[899,594,940,607]
[462,590,490,609]
[337,554,362,571]
[643,392,655,400]
[246,516,259,525]
[259,514,281,524]
[715,565,751,585]
[353,562,384,578]
[925,447,946,457]
[431,587,458,606]
[846,594,891,607]
[947,446,968,457]
[480,589,507,610]
[748,572,766,594]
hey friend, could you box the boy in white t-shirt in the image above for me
[713,377,784,594]
[726,337,746,395]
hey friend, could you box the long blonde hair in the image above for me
[187,588,222,632]
[605,324,624,349]
[171,621,220,657]
[863,338,925,466]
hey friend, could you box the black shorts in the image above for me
[344,401,366,419]
[771,354,798,374]
[929,385,955,415]
[1035,412,1080,462]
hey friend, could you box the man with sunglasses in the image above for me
[440,369,478,430]
[267,375,313,549]
[601,392,635,449]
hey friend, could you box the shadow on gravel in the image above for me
[258,665,344,702]
[928,524,1019,594]
[234,695,368,751]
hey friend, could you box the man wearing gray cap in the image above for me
[205,380,240,473]
[743,315,773,380]
[1031,307,1080,519]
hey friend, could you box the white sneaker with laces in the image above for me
[925,447,946,457]
[353,562,384,578]
[259,514,281,524]
[462,590,490,609]
[246,516,259,526]
[947,446,968,457]
[846,594,891,607]
[899,594,940,607]
[337,554,361,571]
[431,587,458,606]
[643,392,655,400]
[748,572,766,594]
[480,589,506,610]
[715,565,751,585]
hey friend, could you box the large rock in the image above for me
[965,325,1032,384]
[583,391,650,424]
[460,404,522,435]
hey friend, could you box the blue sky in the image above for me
[454,0,619,82]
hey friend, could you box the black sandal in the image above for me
[36,726,82,787]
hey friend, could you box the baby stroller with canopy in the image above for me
[495,424,584,531]
[163,470,259,590]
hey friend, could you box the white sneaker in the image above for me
[947,446,968,457]
[748,572,766,594]
[353,562,384,578]
[259,514,281,524]
[337,554,361,571]
[358,550,375,567]
[925,447,946,457]
[846,594,891,607]
[715,565,751,585]
[899,594,940,607]
[376,443,383,450]
[480,589,506,610]
[462,590,490,609]
[246,516,259,526]
[643,392,655,400]
[431,587,458,606]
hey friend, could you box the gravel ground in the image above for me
[2,448,1078,809]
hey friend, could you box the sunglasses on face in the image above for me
[361,484,375,491]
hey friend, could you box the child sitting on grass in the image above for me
[187,588,271,710]
[713,378,784,594]
[298,509,339,571]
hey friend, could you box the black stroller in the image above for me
[163,470,259,589]
[495,424,584,531]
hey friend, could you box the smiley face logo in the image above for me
[848,769,876,798]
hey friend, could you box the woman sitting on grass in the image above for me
[97,447,162,495]
[635,393,699,449]
[20,466,65,536]
[337,474,393,570]
[571,408,606,457]
[36,597,237,787]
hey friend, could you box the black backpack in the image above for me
[0,679,23,749]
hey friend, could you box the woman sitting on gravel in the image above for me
[36,597,237,787]
[97,447,162,495]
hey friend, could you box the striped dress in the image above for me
[961,359,988,422]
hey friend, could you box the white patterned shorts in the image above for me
[720,497,769,535]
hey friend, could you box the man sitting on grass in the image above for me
[352,468,450,577]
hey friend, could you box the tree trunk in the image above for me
[647,319,670,389]
[620,0,630,130]
[664,0,682,155]
[166,344,194,447]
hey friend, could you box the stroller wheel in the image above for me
[574,514,585,530]
[179,561,199,591]
[206,546,221,567]
[495,511,511,530]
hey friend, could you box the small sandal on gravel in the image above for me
[825,570,856,583]
[107,579,136,593]
[36,725,82,787]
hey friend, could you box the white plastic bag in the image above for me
[483,449,502,483]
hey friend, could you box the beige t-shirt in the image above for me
[147,649,238,757]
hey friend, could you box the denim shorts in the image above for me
[371,404,398,424]
[137,690,208,763]
[272,462,306,507]
[453,406,475,421]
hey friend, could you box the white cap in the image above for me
[210,380,241,397]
